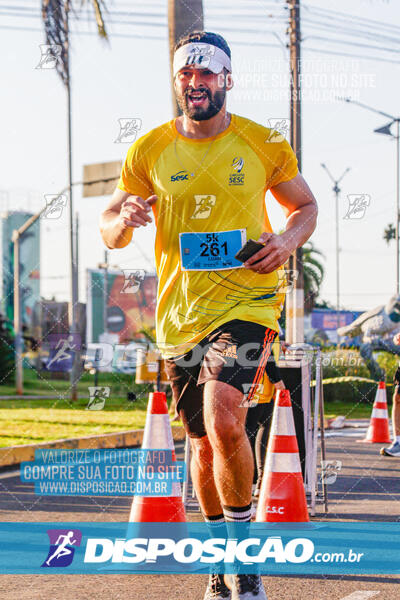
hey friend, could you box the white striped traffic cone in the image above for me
[359,381,391,444]
[129,392,186,522]
[256,389,309,522]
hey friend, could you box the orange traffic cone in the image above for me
[359,382,391,444]
[129,392,186,522]
[256,389,309,522]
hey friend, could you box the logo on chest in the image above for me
[171,170,190,182]
[191,195,217,219]
[229,156,245,186]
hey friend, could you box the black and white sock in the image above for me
[204,514,228,576]
[222,503,252,540]
[204,513,228,538]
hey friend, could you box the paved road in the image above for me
[0,430,399,600]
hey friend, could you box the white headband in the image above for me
[173,42,232,77]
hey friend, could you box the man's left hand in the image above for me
[244,232,292,274]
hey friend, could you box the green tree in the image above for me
[0,314,15,385]
[302,241,325,314]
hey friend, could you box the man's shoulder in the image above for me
[232,114,289,147]
[127,119,176,160]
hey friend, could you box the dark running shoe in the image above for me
[224,574,267,600]
[203,573,232,600]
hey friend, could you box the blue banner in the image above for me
[20,449,186,497]
[0,522,399,574]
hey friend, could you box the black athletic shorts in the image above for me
[164,319,278,438]
[394,365,400,386]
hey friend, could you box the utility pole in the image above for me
[286,0,304,344]
[98,251,109,336]
[338,97,400,294]
[65,2,80,400]
[75,211,79,300]
[103,250,108,335]
[168,0,204,117]
[321,164,351,334]
[12,230,23,395]
[397,119,400,295]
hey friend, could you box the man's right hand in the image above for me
[120,194,157,229]
[393,332,400,346]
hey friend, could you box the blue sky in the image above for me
[1,0,399,311]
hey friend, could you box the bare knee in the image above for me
[190,436,213,468]
[207,411,245,453]
[204,381,247,452]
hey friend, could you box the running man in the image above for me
[47,334,75,370]
[381,331,400,457]
[45,531,77,566]
[100,31,318,600]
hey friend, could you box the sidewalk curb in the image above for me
[0,426,186,468]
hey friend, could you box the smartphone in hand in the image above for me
[235,239,265,263]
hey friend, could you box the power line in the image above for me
[1,22,399,64]
[301,17,400,46]
[2,3,399,37]
[302,45,400,65]
[302,35,400,55]
[303,2,400,34]
[1,5,399,65]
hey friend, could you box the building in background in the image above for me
[31,300,86,341]
[0,211,40,333]
[86,269,157,343]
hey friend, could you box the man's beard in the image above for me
[176,86,226,121]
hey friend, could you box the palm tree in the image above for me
[42,1,107,85]
[41,1,107,400]
[302,241,325,314]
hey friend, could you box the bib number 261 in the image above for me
[200,233,228,257]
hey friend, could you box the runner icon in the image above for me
[45,531,77,566]
[47,335,75,369]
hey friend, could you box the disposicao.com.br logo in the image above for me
[82,534,366,571]
[84,535,315,565]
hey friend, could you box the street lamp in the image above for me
[338,97,400,294]
[321,163,351,335]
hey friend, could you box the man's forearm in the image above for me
[100,210,133,249]
[280,203,317,254]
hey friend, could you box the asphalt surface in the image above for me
[0,423,399,600]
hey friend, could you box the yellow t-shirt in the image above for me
[118,114,298,358]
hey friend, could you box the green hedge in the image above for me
[319,348,393,405]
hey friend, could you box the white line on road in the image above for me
[340,592,380,600]
[324,431,368,438]
[0,469,19,479]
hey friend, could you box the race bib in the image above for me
[179,229,246,271]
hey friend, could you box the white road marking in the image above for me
[323,430,368,438]
[340,592,380,600]
[0,469,20,479]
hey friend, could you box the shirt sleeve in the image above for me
[118,139,153,199]
[268,138,299,188]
